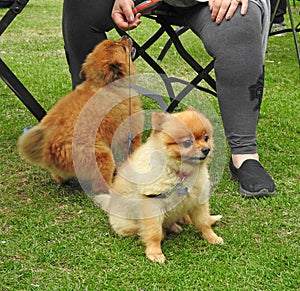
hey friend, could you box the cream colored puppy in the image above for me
[95,109,223,263]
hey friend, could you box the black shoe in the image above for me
[229,159,275,198]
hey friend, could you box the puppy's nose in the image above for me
[201,147,210,156]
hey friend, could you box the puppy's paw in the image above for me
[146,252,166,263]
[168,223,183,233]
[207,235,224,245]
[52,173,65,184]
[210,215,222,225]
[145,243,165,263]
[178,214,193,225]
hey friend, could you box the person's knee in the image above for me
[219,3,262,47]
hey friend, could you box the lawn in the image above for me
[0,0,299,290]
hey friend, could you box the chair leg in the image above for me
[269,0,300,66]
[1,0,46,120]
[157,26,189,61]
[286,0,300,66]
[159,19,216,91]
[0,58,46,121]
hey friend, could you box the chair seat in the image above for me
[116,11,217,113]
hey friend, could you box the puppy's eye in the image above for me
[120,45,127,52]
[204,135,209,142]
[182,140,194,148]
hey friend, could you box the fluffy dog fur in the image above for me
[94,109,223,263]
[18,37,143,192]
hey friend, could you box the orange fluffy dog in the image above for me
[94,109,223,263]
[18,37,143,192]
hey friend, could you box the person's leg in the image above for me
[271,0,286,24]
[185,3,275,197]
[62,0,115,89]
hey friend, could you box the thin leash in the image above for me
[127,22,133,155]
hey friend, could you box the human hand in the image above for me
[112,0,142,30]
[209,0,248,25]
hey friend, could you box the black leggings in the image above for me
[62,0,115,88]
[62,0,265,155]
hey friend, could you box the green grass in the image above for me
[1,1,299,290]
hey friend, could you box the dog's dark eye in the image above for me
[120,45,127,52]
[182,140,194,148]
[204,135,209,142]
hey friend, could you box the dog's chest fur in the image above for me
[157,167,210,226]
[114,145,210,222]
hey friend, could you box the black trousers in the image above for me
[270,0,286,24]
[62,0,115,88]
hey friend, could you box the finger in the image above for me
[211,0,232,24]
[113,13,141,30]
[111,0,135,29]
[129,15,142,30]
[210,0,223,21]
[208,0,214,11]
[225,0,240,20]
[112,13,128,30]
[122,5,135,23]
[240,0,248,15]
[215,1,231,24]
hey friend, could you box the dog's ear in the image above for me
[80,59,127,86]
[79,52,92,81]
[79,67,86,80]
[151,112,170,132]
[187,106,196,111]
[106,61,127,83]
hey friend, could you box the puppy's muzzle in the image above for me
[121,35,137,59]
[183,147,211,164]
[201,147,210,156]
[121,35,136,60]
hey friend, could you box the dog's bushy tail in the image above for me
[17,126,46,165]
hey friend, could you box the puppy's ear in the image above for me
[107,61,127,83]
[79,67,86,80]
[197,112,214,137]
[151,112,170,132]
[80,58,126,86]
[79,52,92,81]
[187,106,196,111]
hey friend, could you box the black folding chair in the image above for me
[116,9,217,113]
[269,0,300,66]
[1,1,217,118]
[0,0,46,121]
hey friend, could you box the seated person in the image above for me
[62,0,275,198]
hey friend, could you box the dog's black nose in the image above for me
[201,147,210,156]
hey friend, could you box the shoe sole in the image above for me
[230,172,276,198]
[239,186,276,198]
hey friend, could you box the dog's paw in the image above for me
[93,194,111,212]
[168,223,183,233]
[210,215,222,225]
[178,214,193,225]
[52,173,65,184]
[146,252,166,263]
[207,235,224,245]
